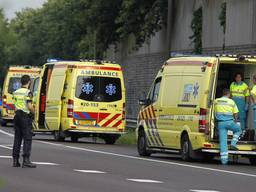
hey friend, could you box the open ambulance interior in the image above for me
[211,56,256,144]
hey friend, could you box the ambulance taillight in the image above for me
[3,95,7,108]
[122,103,126,120]
[67,99,74,118]
[199,108,209,134]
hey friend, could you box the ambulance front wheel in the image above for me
[53,131,65,142]
[137,129,151,157]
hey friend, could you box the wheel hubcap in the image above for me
[183,141,188,155]
[139,136,145,150]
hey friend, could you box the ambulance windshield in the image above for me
[8,77,21,94]
[75,76,122,102]
[8,77,35,94]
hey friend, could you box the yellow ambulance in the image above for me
[1,66,41,126]
[31,60,126,144]
[137,54,256,165]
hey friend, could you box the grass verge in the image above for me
[116,128,137,145]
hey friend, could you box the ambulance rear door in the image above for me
[208,57,220,139]
[45,64,67,130]
[74,66,124,131]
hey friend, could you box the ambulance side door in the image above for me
[45,65,67,130]
[143,77,164,147]
[30,77,40,130]
[158,74,183,149]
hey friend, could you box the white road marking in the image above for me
[33,162,59,166]
[1,129,256,178]
[5,144,15,147]
[0,145,12,150]
[0,129,14,137]
[37,140,63,146]
[190,190,220,192]
[127,179,163,183]
[0,156,12,159]
[74,169,106,174]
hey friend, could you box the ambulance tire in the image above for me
[71,135,79,143]
[104,135,119,144]
[249,157,256,166]
[53,131,65,142]
[181,134,192,161]
[1,120,7,127]
[137,129,151,157]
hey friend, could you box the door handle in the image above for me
[159,109,163,112]
[100,108,107,111]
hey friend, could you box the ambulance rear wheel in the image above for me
[53,131,65,142]
[249,157,256,165]
[137,129,151,157]
[71,135,79,142]
[104,135,119,144]
[181,134,192,161]
[1,120,7,127]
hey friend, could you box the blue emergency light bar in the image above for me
[47,58,61,63]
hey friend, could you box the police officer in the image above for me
[214,88,242,165]
[12,75,36,168]
[230,73,250,132]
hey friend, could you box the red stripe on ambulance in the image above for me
[102,114,121,127]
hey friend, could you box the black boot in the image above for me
[13,158,21,167]
[22,157,36,168]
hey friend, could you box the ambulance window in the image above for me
[31,78,39,96]
[76,76,122,102]
[8,77,21,94]
[149,77,162,103]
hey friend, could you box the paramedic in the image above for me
[214,88,242,165]
[230,73,250,132]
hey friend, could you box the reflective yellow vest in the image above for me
[230,82,250,98]
[13,88,32,114]
[251,85,256,101]
[214,96,239,121]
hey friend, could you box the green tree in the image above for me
[189,7,203,54]
[116,0,168,49]
[0,9,16,83]
[6,0,169,65]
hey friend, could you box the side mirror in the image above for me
[138,92,148,106]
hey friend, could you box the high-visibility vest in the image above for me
[214,96,239,121]
[251,85,256,101]
[230,82,250,98]
[13,88,32,114]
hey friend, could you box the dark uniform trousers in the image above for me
[12,110,33,158]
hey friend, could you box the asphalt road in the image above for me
[0,125,256,192]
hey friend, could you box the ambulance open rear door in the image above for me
[45,64,67,130]
[208,57,220,140]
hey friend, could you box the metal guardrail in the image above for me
[126,119,137,129]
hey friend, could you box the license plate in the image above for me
[7,110,14,114]
[78,120,95,126]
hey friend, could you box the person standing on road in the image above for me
[250,74,256,131]
[230,73,250,133]
[12,75,36,168]
[214,88,242,165]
